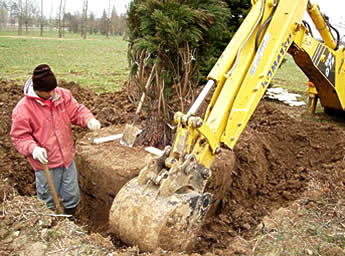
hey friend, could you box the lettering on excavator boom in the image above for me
[261,33,292,88]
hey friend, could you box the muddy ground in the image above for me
[1,79,345,255]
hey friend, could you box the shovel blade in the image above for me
[120,124,141,147]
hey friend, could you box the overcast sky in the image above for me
[42,0,344,36]
[307,0,345,37]
[43,0,132,18]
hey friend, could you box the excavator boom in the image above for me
[110,0,345,252]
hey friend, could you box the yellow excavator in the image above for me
[109,0,345,252]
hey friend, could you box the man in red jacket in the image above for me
[10,64,101,215]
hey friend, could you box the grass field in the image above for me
[0,30,129,93]
[274,55,308,93]
[0,30,308,94]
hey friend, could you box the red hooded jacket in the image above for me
[10,79,94,171]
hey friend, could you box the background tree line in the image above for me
[0,0,127,38]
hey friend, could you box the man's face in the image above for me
[35,89,55,100]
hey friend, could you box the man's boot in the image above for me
[64,207,77,220]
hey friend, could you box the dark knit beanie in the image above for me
[32,64,57,92]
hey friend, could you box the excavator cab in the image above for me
[109,0,344,252]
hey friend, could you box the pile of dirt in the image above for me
[197,102,345,254]
[2,78,345,255]
[0,79,134,197]
[0,80,35,196]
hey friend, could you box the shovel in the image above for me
[121,63,156,147]
[43,163,64,214]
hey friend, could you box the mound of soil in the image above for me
[2,78,345,255]
[198,102,345,254]
[0,79,134,196]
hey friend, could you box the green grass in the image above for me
[0,30,129,93]
[0,30,309,95]
[0,29,112,39]
[273,55,308,93]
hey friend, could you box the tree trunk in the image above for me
[106,0,110,38]
[62,0,66,37]
[136,115,173,148]
[81,0,88,39]
[17,0,23,35]
[24,0,28,33]
[58,0,63,38]
[40,0,43,36]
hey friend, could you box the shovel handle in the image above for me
[43,164,63,214]
[134,63,157,119]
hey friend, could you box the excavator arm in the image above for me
[110,0,345,252]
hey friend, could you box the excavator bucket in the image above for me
[109,146,213,252]
[109,177,211,252]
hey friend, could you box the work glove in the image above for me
[87,118,101,131]
[32,146,48,164]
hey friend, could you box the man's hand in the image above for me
[32,146,48,164]
[87,118,101,131]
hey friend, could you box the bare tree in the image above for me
[22,0,38,33]
[62,0,66,37]
[49,1,53,31]
[81,0,88,39]
[24,0,27,32]
[58,0,63,37]
[40,0,43,36]
[0,4,8,30]
[106,0,111,38]
[17,0,22,35]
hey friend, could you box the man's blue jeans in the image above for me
[35,160,80,210]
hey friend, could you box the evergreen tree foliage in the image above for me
[200,0,251,79]
[126,0,251,146]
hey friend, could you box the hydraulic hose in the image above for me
[255,13,274,51]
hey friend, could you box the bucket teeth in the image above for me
[109,177,212,252]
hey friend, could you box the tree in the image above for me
[8,1,19,25]
[110,5,119,35]
[0,7,8,30]
[198,0,251,81]
[88,12,97,34]
[226,0,251,30]
[99,9,108,36]
[81,0,88,39]
[106,0,111,38]
[39,0,43,36]
[57,0,66,38]
[0,0,9,30]
[64,12,80,33]
[119,13,127,35]
[17,0,22,35]
[126,0,233,146]
[22,0,39,33]
[62,0,66,37]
